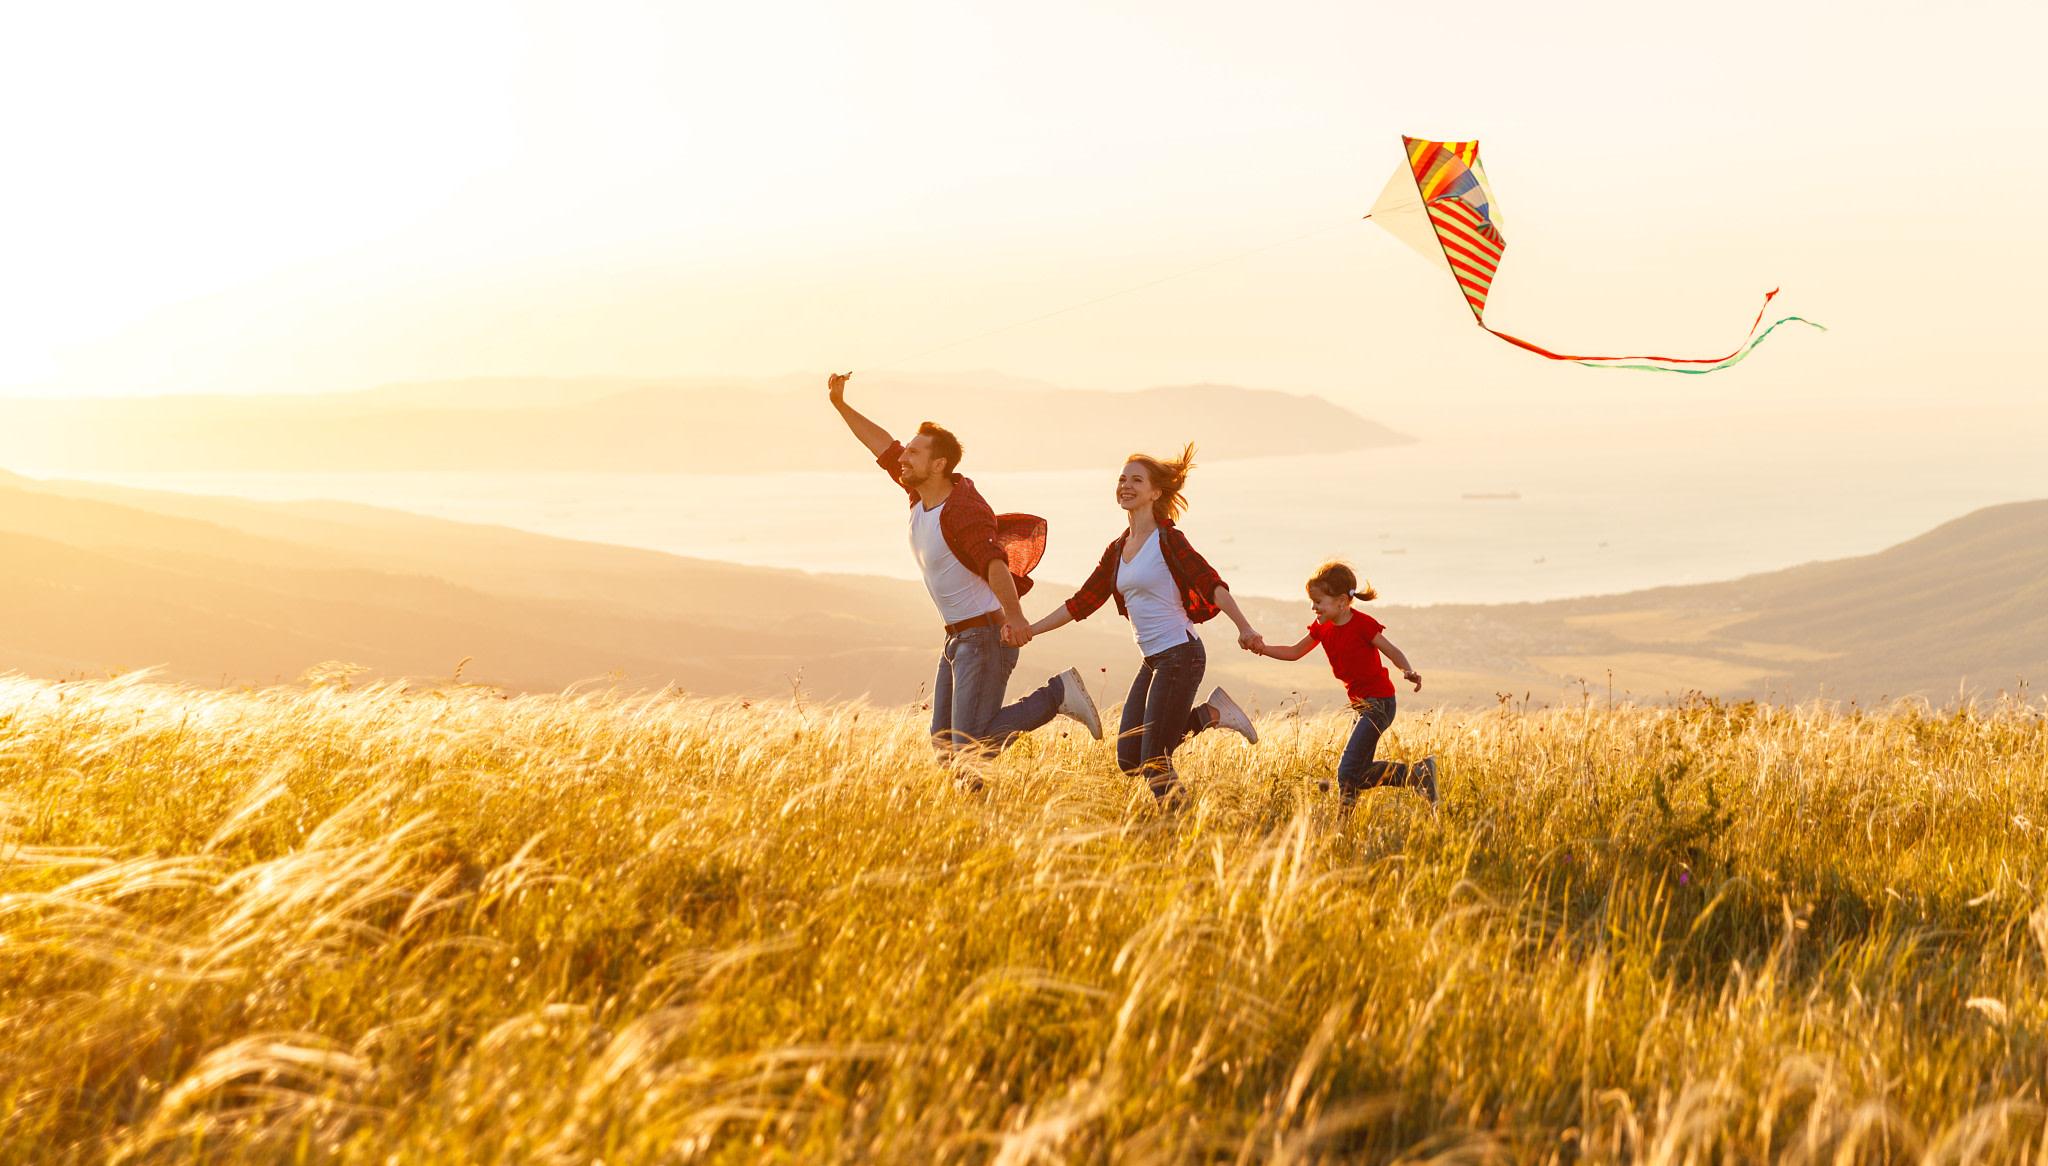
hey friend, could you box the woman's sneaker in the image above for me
[1204,688,1258,744]
[1413,756,1439,805]
[1054,668,1102,739]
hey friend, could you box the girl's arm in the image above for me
[1029,605,1076,637]
[1373,632,1423,691]
[1256,633,1317,662]
[1209,585,1266,653]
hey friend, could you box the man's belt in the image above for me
[944,610,1004,637]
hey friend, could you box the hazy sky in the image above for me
[6,0,2046,437]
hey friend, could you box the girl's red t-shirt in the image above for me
[1309,611,1394,702]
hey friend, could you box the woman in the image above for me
[1029,445,1263,804]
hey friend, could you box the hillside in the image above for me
[1,469,2040,705]
[1394,499,2048,703]
[0,470,1294,704]
[0,374,1410,474]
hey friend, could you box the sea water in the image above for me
[62,426,2040,605]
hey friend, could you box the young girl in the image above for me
[1255,562,1437,808]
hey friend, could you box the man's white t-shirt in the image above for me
[911,500,1001,625]
[1116,530,1193,656]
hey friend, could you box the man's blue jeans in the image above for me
[931,624,1060,755]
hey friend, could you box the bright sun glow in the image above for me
[2,0,2044,433]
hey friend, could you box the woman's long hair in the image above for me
[1126,443,1196,524]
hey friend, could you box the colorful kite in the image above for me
[1366,136,1823,373]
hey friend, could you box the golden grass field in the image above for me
[3,674,2045,1164]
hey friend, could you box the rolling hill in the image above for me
[1523,500,2048,700]
[0,469,2040,707]
[0,468,1284,703]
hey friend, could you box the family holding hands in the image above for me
[828,371,1437,810]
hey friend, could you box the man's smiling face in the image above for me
[897,433,945,488]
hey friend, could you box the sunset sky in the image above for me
[5,0,2044,437]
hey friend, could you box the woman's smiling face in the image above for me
[1116,462,1160,515]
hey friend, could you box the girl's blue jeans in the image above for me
[1336,696,1412,804]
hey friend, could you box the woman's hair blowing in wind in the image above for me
[1126,443,1197,524]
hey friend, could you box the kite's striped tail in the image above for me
[1484,289,1828,374]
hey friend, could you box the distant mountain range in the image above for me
[0,374,1410,473]
[1,470,2039,708]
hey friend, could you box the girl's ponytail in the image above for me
[1308,560,1375,601]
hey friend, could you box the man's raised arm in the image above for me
[827,372,893,457]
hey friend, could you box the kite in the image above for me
[1366,136,1823,373]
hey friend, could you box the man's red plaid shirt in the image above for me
[876,441,1043,598]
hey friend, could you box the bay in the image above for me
[64,420,2040,605]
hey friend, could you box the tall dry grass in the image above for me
[1,673,2045,1164]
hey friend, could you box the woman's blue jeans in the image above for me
[1117,634,1211,800]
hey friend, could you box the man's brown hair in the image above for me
[918,421,963,477]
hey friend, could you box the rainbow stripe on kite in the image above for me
[1367,136,1824,373]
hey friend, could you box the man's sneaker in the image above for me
[1055,668,1103,740]
[1413,755,1439,806]
[1205,687,1258,744]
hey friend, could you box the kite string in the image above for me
[862,218,1358,374]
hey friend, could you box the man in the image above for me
[828,371,1101,761]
